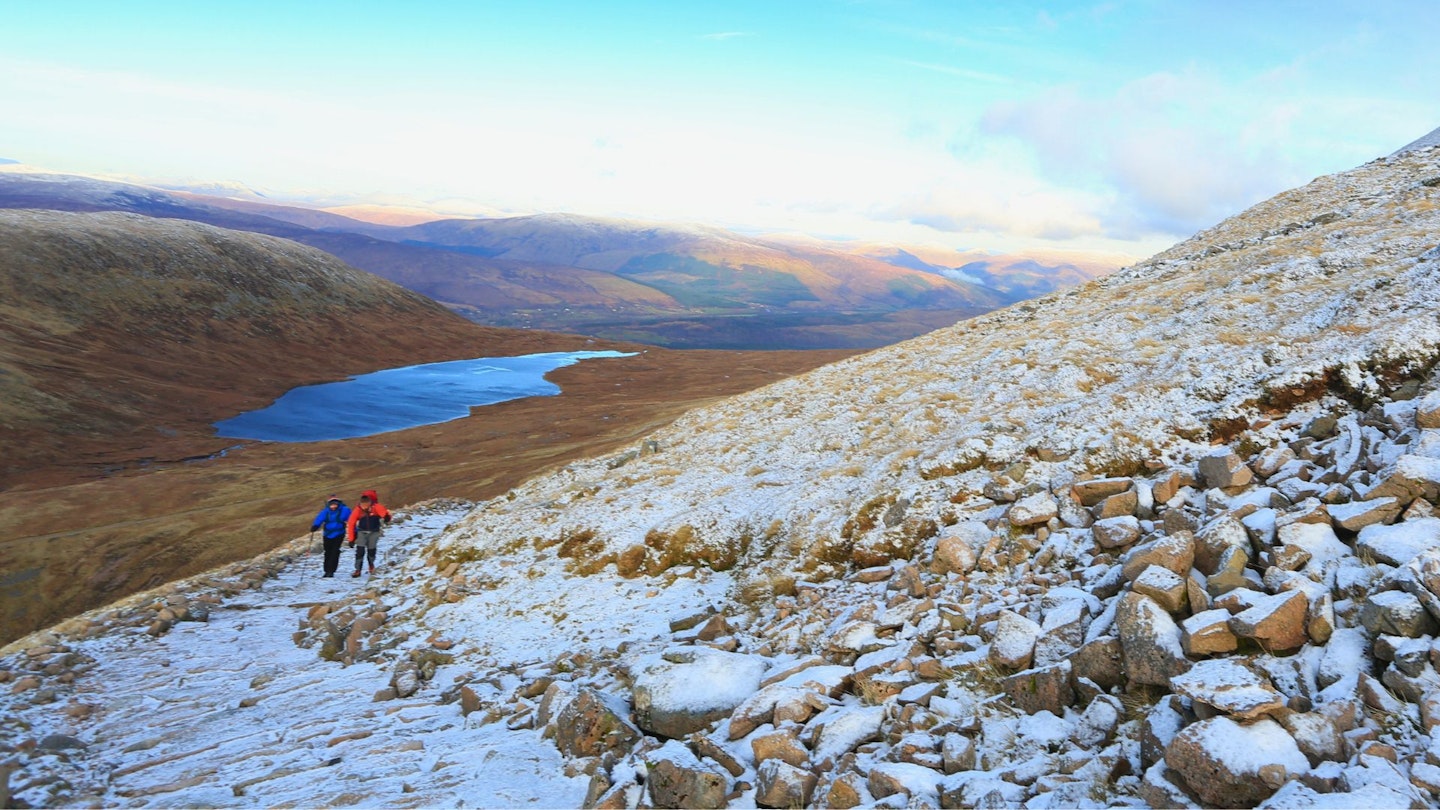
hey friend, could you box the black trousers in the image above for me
[321,536,344,575]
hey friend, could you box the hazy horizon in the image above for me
[4,1,1436,258]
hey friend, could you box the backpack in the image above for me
[319,504,349,538]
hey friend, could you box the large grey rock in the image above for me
[1071,636,1126,690]
[1361,590,1439,638]
[1033,599,1088,666]
[632,650,768,738]
[1180,608,1238,656]
[1117,592,1191,686]
[1275,711,1345,767]
[931,533,978,575]
[1165,717,1307,807]
[1133,565,1187,613]
[1418,391,1440,430]
[727,684,812,740]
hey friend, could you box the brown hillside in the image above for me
[0,209,853,644]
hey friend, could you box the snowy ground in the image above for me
[0,505,727,808]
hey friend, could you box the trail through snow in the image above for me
[5,507,589,808]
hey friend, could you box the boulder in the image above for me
[1229,590,1309,652]
[1003,661,1074,716]
[1071,694,1122,749]
[1361,590,1439,638]
[1181,608,1239,656]
[1329,497,1402,533]
[1418,390,1440,429]
[867,762,944,803]
[810,705,885,766]
[941,732,977,774]
[1169,659,1286,720]
[988,610,1041,670]
[1274,711,1345,767]
[1357,517,1440,567]
[755,760,816,808]
[1094,489,1139,519]
[1117,592,1192,686]
[647,741,729,809]
[1008,492,1058,527]
[1165,717,1307,807]
[632,650,768,738]
[1033,600,1088,667]
[1092,515,1142,549]
[931,533,978,575]
[752,728,809,767]
[1072,477,1134,506]
[554,688,640,759]
[1364,455,1440,503]
[1198,449,1255,490]
[1071,636,1126,690]
[1121,532,1196,582]
[1194,516,1252,575]
[1254,446,1297,478]
[1133,565,1188,613]
[1142,696,1191,768]
[727,684,811,740]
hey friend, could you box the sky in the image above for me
[2,1,1437,258]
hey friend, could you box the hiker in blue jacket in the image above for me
[310,495,352,578]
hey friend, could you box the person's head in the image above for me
[327,495,341,509]
[359,495,372,505]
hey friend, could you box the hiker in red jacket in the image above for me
[346,489,392,577]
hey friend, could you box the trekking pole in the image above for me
[303,531,316,581]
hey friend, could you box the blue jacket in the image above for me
[311,503,352,540]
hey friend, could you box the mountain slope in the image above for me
[4,137,1440,808]
[0,209,552,483]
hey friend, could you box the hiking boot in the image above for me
[322,572,333,578]
[368,565,375,574]
[351,569,361,578]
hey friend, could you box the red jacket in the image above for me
[346,490,392,540]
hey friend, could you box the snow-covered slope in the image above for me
[4,138,1440,808]
[438,138,1440,581]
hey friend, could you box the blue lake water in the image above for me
[214,350,636,442]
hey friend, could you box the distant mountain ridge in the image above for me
[0,168,1124,348]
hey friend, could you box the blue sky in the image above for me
[2,1,1436,257]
